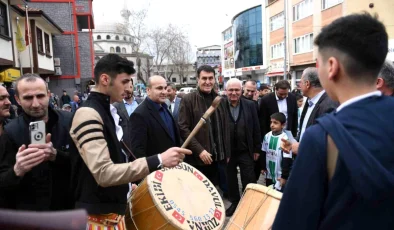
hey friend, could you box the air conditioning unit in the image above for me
[54,67,62,75]
[54,58,61,66]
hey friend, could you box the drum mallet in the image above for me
[181,96,222,149]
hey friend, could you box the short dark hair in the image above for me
[167,83,176,90]
[271,112,286,125]
[379,60,394,89]
[259,84,270,91]
[275,80,290,91]
[94,54,136,85]
[296,93,304,101]
[197,65,215,78]
[15,73,48,97]
[314,13,388,84]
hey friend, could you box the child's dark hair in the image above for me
[296,93,303,101]
[271,112,286,125]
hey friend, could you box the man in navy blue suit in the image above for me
[273,13,394,230]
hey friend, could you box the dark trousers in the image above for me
[195,160,228,193]
[254,155,264,182]
[227,152,256,203]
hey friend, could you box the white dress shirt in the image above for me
[336,91,382,113]
[110,104,123,141]
[300,90,325,141]
[275,93,288,128]
[170,97,176,113]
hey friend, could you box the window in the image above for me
[293,0,313,21]
[106,35,110,39]
[110,47,115,53]
[36,27,44,53]
[116,46,121,53]
[44,33,50,54]
[122,48,126,53]
[115,35,119,40]
[294,33,313,54]
[322,0,343,10]
[270,12,284,31]
[172,78,176,83]
[0,2,9,37]
[271,42,284,59]
[97,35,101,40]
[123,36,127,41]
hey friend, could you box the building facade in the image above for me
[152,63,196,87]
[265,0,394,89]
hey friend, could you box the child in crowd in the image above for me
[261,112,293,191]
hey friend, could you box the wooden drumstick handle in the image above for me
[181,96,222,149]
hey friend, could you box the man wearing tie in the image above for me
[129,76,180,158]
[282,67,338,154]
[166,83,181,121]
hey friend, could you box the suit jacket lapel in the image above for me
[271,93,280,113]
[173,97,181,117]
[120,102,129,121]
[306,93,327,127]
[146,101,174,141]
[299,99,309,130]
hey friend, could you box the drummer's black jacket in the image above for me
[0,107,73,210]
[69,92,160,215]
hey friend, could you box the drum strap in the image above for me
[326,135,338,181]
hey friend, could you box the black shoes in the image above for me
[226,203,239,216]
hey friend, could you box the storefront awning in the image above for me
[0,69,21,82]
[266,71,288,77]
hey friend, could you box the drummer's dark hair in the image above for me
[94,54,136,85]
[315,13,387,84]
[271,112,286,125]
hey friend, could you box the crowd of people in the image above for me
[0,13,393,229]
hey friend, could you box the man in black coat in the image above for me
[225,78,261,216]
[0,74,73,210]
[282,67,338,155]
[259,80,298,138]
[129,76,180,158]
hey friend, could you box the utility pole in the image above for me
[283,0,287,80]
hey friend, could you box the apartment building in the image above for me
[266,0,394,89]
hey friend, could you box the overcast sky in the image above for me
[93,0,262,51]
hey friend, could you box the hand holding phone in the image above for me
[14,145,46,177]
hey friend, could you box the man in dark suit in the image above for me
[113,81,139,151]
[259,80,298,138]
[166,83,182,121]
[282,67,338,155]
[225,78,261,216]
[129,76,180,158]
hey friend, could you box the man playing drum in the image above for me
[69,54,191,229]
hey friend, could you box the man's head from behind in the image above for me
[15,73,49,120]
[300,67,321,98]
[94,54,136,103]
[197,65,215,94]
[0,85,11,120]
[243,80,257,99]
[147,75,167,104]
[377,60,394,96]
[315,13,388,101]
[275,80,290,100]
[166,83,177,101]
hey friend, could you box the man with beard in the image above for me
[0,73,73,210]
[0,85,11,136]
[114,79,139,151]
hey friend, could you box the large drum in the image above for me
[225,184,282,230]
[126,162,226,230]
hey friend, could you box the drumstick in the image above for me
[181,96,222,149]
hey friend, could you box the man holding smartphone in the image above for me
[0,73,73,210]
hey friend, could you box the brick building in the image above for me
[27,0,95,96]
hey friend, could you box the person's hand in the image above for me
[199,150,213,165]
[253,153,260,161]
[280,138,292,153]
[278,178,287,186]
[131,184,138,191]
[291,142,299,155]
[253,91,259,101]
[161,147,192,168]
[14,145,46,177]
[261,169,267,175]
[227,157,230,164]
[28,134,57,161]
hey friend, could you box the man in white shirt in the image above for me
[282,68,338,154]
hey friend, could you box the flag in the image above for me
[25,9,30,46]
[16,19,26,52]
